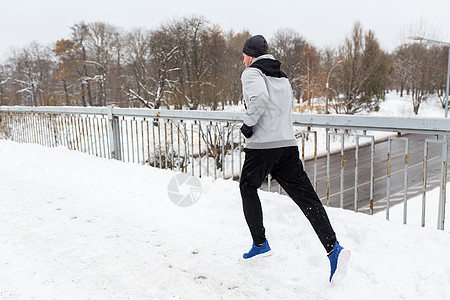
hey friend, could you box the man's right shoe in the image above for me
[243,240,273,259]
[328,241,351,284]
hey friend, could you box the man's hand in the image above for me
[240,124,253,138]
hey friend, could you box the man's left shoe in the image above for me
[243,240,273,259]
[328,241,351,284]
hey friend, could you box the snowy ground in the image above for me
[1,140,450,299]
[367,91,447,118]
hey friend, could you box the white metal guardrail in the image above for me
[1,105,449,230]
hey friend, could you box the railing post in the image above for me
[354,134,375,214]
[107,105,121,160]
[422,139,448,229]
[302,129,318,191]
[386,137,409,223]
[327,131,345,208]
[439,140,448,230]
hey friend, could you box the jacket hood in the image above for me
[249,54,287,78]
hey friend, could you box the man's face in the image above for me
[242,53,254,68]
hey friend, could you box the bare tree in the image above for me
[123,27,179,109]
[0,64,11,105]
[320,47,342,113]
[147,28,180,108]
[270,28,307,102]
[85,22,119,106]
[71,22,93,106]
[53,39,81,105]
[110,28,126,106]
[392,44,410,97]
[333,22,391,114]
[123,28,152,107]
[222,30,251,106]
[408,43,440,114]
[431,45,449,108]
[167,16,216,110]
[397,18,441,46]
[9,42,55,106]
[1,15,420,115]
[393,41,446,114]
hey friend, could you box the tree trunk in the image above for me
[412,90,421,115]
[31,83,36,106]
[81,83,87,107]
[0,85,4,106]
[63,79,70,106]
[82,46,93,106]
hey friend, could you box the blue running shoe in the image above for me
[328,241,351,284]
[243,240,273,259]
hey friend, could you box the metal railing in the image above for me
[1,105,449,230]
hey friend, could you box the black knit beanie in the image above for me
[243,35,268,58]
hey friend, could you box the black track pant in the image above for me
[239,146,337,253]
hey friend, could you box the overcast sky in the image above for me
[1,0,449,58]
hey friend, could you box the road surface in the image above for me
[261,134,448,215]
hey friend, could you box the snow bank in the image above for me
[0,140,450,299]
[367,92,446,118]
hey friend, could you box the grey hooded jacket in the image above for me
[241,54,298,149]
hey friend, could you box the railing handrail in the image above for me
[292,114,450,135]
[1,105,450,135]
